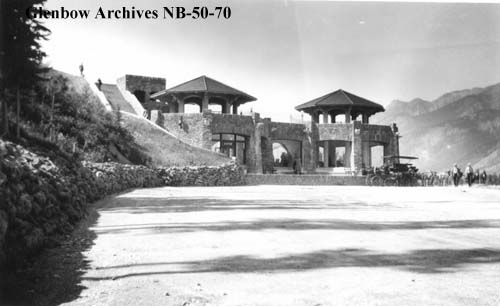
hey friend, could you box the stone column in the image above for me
[345,108,352,123]
[350,121,363,174]
[322,110,329,124]
[202,93,209,112]
[178,99,185,113]
[232,104,238,114]
[323,141,329,167]
[330,113,336,123]
[362,113,369,124]
[383,144,390,166]
[312,112,319,123]
[329,141,336,167]
[344,142,351,167]
[362,141,371,168]
[168,101,176,113]
[250,122,264,174]
[223,101,231,114]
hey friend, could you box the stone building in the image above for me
[96,74,400,175]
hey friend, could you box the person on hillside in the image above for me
[465,163,474,187]
[475,169,480,184]
[79,62,84,77]
[452,163,461,187]
[481,170,487,184]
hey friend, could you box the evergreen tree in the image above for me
[0,0,50,137]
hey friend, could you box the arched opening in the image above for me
[208,104,222,113]
[334,114,346,123]
[184,96,202,113]
[211,133,247,164]
[272,140,302,174]
[209,97,226,113]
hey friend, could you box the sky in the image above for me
[40,0,500,121]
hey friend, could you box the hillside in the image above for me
[121,112,229,167]
[372,83,500,172]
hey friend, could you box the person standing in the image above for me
[452,163,461,187]
[481,170,487,184]
[465,163,474,187]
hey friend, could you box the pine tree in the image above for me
[0,0,51,138]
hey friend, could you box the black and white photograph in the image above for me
[1,0,500,305]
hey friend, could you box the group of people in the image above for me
[451,163,487,187]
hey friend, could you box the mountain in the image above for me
[371,83,500,173]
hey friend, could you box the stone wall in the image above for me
[0,139,245,267]
[318,123,352,141]
[361,124,393,144]
[157,163,245,186]
[117,74,166,96]
[162,113,206,147]
[245,174,366,185]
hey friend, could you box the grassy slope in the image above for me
[57,70,229,167]
[121,112,230,167]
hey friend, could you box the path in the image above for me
[36,186,500,305]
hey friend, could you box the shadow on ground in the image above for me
[85,247,500,280]
[0,208,99,306]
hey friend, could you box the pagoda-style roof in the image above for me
[151,75,256,103]
[295,89,384,114]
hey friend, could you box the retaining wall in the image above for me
[245,174,367,185]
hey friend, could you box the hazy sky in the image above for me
[41,0,500,120]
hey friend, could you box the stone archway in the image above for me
[272,140,303,173]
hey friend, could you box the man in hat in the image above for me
[452,163,461,187]
[465,163,474,187]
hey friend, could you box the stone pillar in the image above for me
[329,141,336,167]
[312,112,319,123]
[350,121,363,174]
[304,121,318,173]
[383,144,390,166]
[345,108,352,123]
[362,113,369,124]
[322,111,329,124]
[323,141,329,167]
[251,122,264,174]
[223,101,231,114]
[331,114,336,123]
[178,100,185,113]
[202,93,209,112]
[168,102,176,113]
[362,141,371,168]
[344,142,351,167]
[232,104,238,114]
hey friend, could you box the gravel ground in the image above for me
[6,185,500,306]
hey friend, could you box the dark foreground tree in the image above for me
[0,0,50,138]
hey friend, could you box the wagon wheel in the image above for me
[384,177,398,186]
[410,176,419,186]
[365,174,374,186]
[371,175,383,186]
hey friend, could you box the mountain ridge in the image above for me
[372,82,500,173]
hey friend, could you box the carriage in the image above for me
[365,155,420,186]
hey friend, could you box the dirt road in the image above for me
[14,185,500,306]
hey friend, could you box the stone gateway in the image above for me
[98,74,399,175]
